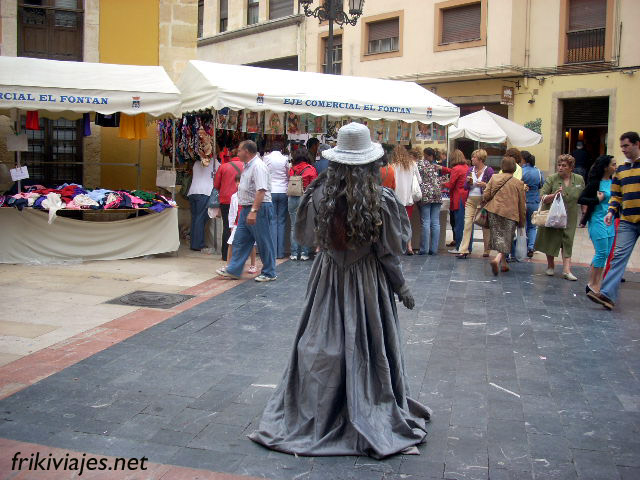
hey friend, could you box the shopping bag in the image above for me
[208,187,220,208]
[474,206,488,228]
[156,169,176,188]
[515,227,527,261]
[411,172,422,203]
[545,193,567,229]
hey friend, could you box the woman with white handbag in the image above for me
[390,145,420,255]
[533,154,585,280]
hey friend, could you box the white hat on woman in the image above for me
[322,122,384,165]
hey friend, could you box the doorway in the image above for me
[562,97,609,174]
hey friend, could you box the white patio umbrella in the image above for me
[448,108,542,147]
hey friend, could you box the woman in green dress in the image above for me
[534,154,585,280]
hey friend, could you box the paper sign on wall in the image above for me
[6,133,28,152]
[10,166,29,181]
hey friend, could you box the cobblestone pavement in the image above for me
[0,255,639,480]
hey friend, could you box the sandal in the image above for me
[490,260,499,276]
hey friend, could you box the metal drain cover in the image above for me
[106,291,195,309]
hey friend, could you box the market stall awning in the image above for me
[0,56,181,118]
[448,109,542,147]
[177,60,459,125]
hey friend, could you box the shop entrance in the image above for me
[561,97,609,174]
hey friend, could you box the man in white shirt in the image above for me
[264,142,289,259]
[217,140,277,282]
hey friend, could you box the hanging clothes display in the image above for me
[119,113,148,140]
[25,111,40,130]
[95,113,120,127]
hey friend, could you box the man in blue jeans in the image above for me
[589,131,640,310]
[216,140,277,282]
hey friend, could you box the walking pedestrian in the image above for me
[456,149,494,259]
[380,154,396,190]
[443,149,470,253]
[578,155,616,295]
[264,142,289,259]
[416,147,444,255]
[589,131,640,310]
[521,151,544,257]
[216,140,277,282]
[227,174,258,274]
[390,145,420,255]
[249,122,430,458]
[482,155,526,275]
[288,148,317,261]
[534,154,585,280]
[214,153,244,261]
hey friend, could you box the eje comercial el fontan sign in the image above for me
[1,92,109,105]
[282,97,419,115]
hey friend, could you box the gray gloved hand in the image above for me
[397,284,415,310]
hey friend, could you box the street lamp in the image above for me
[299,0,365,74]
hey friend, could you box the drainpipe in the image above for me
[524,0,531,89]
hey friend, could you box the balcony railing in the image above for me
[566,27,605,64]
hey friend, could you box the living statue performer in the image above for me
[249,122,431,458]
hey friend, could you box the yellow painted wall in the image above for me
[99,0,160,190]
[514,71,640,173]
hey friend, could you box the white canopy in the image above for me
[448,109,542,147]
[178,60,459,125]
[0,56,181,118]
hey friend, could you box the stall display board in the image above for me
[0,208,179,264]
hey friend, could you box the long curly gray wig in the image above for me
[315,162,383,250]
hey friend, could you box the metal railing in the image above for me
[566,27,605,64]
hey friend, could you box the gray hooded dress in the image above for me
[248,176,431,459]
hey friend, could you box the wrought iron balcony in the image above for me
[566,27,606,64]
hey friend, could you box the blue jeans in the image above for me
[600,220,640,303]
[288,196,310,257]
[419,202,441,254]
[525,202,538,250]
[227,203,276,278]
[453,206,465,250]
[188,194,210,250]
[271,193,288,258]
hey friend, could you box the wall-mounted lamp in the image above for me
[578,129,584,140]
[528,98,535,104]
[565,131,570,138]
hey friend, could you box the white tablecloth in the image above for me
[0,208,179,264]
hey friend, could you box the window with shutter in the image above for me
[269,0,293,20]
[220,0,228,32]
[197,0,204,38]
[441,2,481,44]
[565,0,606,63]
[18,0,83,61]
[247,0,259,25]
[367,18,399,55]
[321,35,342,75]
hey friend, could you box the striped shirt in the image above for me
[608,159,640,223]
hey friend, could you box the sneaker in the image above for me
[255,274,277,282]
[562,272,577,281]
[587,291,614,310]
[545,268,554,276]
[447,241,456,247]
[527,249,534,258]
[216,267,240,280]
[201,247,214,255]
[247,265,258,274]
[290,255,298,260]
[300,254,310,261]
[448,249,459,254]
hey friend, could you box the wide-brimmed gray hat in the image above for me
[322,122,384,165]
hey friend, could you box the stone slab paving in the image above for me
[0,256,639,480]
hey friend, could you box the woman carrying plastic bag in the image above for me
[533,154,585,280]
